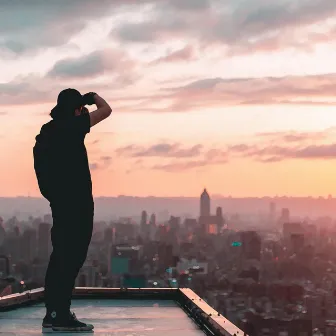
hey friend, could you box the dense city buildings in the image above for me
[2,190,336,335]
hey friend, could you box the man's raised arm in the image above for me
[85,93,112,127]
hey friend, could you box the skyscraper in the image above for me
[241,231,261,261]
[280,208,290,223]
[269,202,276,223]
[140,210,149,239]
[199,189,221,235]
[141,211,147,227]
[149,214,156,226]
[200,189,210,217]
[38,222,51,261]
[216,206,224,230]
[21,229,37,262]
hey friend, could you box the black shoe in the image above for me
[51,311,94,333]
[42,313,53,333]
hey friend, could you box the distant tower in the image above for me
[141,211,148,239]
[200,188,210,217]
[149,214,156,226]
[216,206,224,230]
[141,211,147,227]
[281,208,290,222]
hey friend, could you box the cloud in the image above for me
[0,112,7,116]
[152,160,216,172]
[150,45,195,64]
[160,73,336,111]
[1,0,336,59]
[0,49,138,106]
[241,143,336,162]
[2,71,336,109]
[47,49,136,79]
[0,1,101,55]
[89,155,113,171]
[113,0,336,54]
[228,129,336,162]
[89,163,99,170]
[110,73,336,113]
[119,129,336,173]
[116,143,203,158]
[256,129,335,142]
[151,149,228,172]
[0,75,57,106]
[114,71,336,112]
[116,142,228,171]
[101,156,113,165]
[0,0,149,56]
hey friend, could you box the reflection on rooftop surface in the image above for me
[0,288,247,336]
[0,299,204,336]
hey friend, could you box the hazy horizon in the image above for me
[1,194,336,222]
[2,1,336,198]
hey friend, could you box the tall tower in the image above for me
[200,188,210,217]
[149,214,156,226]
[216,206,224,230]
[141,211,147,227]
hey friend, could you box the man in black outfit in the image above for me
[33,89,112,333]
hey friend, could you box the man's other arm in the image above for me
[89,94,112,127]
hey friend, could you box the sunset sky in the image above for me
[1,0,336,198]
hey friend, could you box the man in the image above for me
[33,89,112,332]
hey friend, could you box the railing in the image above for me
[0,287,248,336]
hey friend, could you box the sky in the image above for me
[1,0,336,198]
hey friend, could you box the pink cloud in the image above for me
[150,45,195,64]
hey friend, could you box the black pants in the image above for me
[44,197,94,313]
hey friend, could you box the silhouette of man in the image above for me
[33,89,112,332]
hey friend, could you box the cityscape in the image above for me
[1,0,336,335]
[1,189,336,335]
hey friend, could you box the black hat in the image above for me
[50,88,83,120]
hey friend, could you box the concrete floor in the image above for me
[0,299,205,336]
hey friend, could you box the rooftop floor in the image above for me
[0,288,247,336]
[0,299,205,336]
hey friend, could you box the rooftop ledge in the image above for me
[0,287,247,336]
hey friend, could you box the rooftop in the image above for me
[0,288,247,336]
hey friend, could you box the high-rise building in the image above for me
[109,244,142,276]
[0,218,5,249]
[290,233,305,254]
[199,189,221,235]
[280,208,290,224]
[141,211,147,227]
[241,231,261,261]
[76,261,97,287]
[140,210,149,240]
[38,223,51,261]
[168,216,180,230]
[216,207,224,230]
[158,243,173,271]
[104,227,113,244]
[200,189,210,217]
[21,229,37,262]
[149,214,156,226]
[283,222,303,242]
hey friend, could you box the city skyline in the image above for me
[1,1,336,197]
